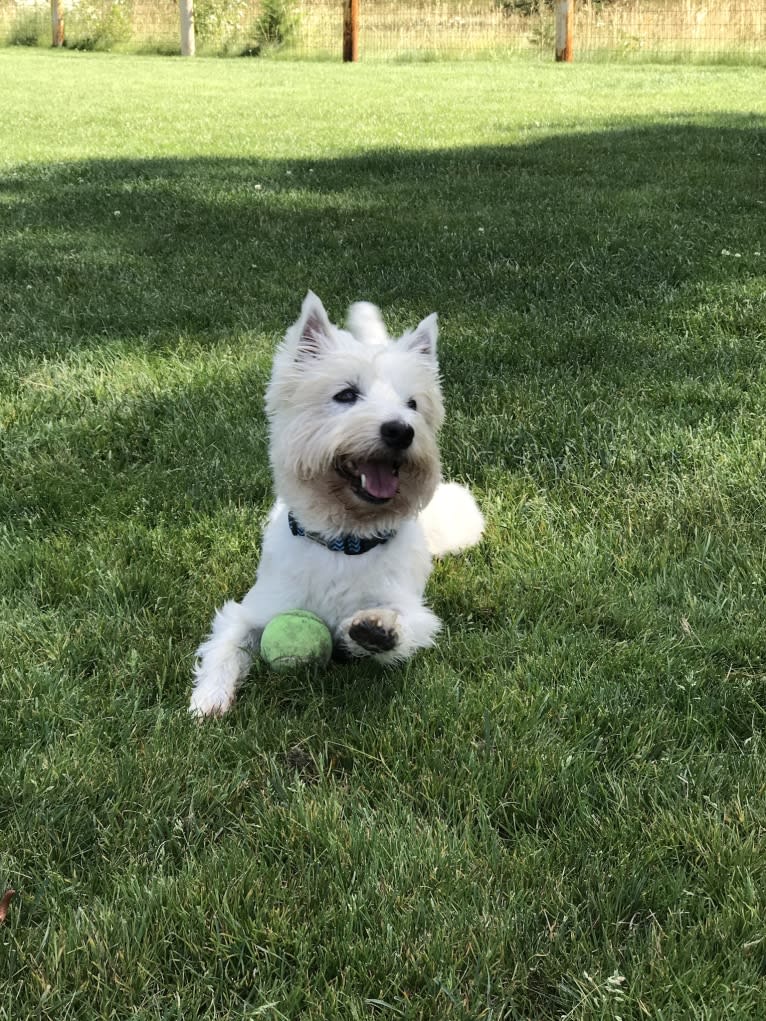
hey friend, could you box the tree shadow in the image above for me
[1,117,762,354]
[1,117,763,566]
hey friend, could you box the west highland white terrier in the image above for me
[189,292,484,717]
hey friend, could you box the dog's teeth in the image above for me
[360,473,367,490]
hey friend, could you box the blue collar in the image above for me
[288,512,396,556]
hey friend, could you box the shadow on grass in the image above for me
[5,120,766,1021]
[2,116,764,494]
[1,117,762,349]
[1,118,764,602]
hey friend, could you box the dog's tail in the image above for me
[347,302,389,346]
[419,481,485,558]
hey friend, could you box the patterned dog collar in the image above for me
[288,512,396,556]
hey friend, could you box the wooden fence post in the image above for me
[179,0,196,56]
[554,0,573,60]
[50,0,65,47]
[343,0,359,61]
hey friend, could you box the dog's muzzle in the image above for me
[334,421,415,504]
[380,419,414,451]
[335,456,402,504]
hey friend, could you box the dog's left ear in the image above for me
[402,312,438,361]
[294,291,334,360]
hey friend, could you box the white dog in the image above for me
[189,292,484,717]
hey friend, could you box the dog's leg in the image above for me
[189,599,263,717]
[336,602,440,664]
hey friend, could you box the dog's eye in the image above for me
[333,387,360,404]
[407,398,417,411]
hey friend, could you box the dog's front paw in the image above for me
[346,608,400,654]
[188,681,236,719]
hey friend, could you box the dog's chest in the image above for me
[260,514,431,627]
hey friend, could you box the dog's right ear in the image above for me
[401,312,438,362]
[293,291,334,360]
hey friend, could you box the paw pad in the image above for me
[349,616,398,653]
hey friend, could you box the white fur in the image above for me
[420,480,486,557]
[190,293,484,717]
[346,301,389,346]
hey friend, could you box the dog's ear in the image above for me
[294,291,334,359]
[401,312,438,361]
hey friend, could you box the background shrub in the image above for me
[7,4,47,46]
[193,0,247,49]
[67,0,132,51]
[253,0,299,49]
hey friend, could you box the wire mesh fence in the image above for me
[1,0,764,60]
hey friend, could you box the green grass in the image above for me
[2,48,766,1019]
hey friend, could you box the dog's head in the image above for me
[265,292,444,537]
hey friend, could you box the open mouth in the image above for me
[335,458,401,504]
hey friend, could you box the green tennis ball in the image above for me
[260,610,333,673]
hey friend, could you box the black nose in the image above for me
[380,419,414,451]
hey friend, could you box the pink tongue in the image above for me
[359,461,399,499]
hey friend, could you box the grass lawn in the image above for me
[1,48,766,1019]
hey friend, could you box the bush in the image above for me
[253,0,299,49]
[67,0,132,51]
[193,0,247,48]
[7,7,47,46]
